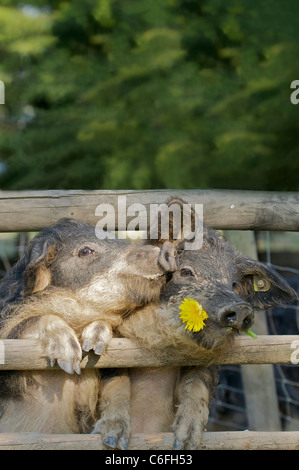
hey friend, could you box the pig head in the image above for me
[159,226,297,351]
[0,217,178,374]
[143,199,297,351]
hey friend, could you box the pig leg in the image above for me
[92,369,131,450]
[20,314,82,375]
[173,366,218,450]
[81,320,112,355]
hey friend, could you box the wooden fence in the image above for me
[0,189,299,232]
[0,189,298,450]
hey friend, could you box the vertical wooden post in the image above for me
[224,230,281,431]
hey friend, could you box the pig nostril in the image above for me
[224,311,237,324]
[219,303,253,329]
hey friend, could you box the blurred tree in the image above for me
[0,0,298,190]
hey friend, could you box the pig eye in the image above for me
[78,247,94,257]
[180,267,195,277]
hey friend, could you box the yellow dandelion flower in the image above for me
[179,297,209,332]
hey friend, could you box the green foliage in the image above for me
[0,0,298,190]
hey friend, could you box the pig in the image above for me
[93,198,298,450]
[0,217,177,433]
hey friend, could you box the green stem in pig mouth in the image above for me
[244,329,258,339]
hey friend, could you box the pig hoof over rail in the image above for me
[172,407,207,450]
[81,320,112,355]
[38,315,82,375]
[91,417,130,451]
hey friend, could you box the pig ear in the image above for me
[234,257,298,309]
[57,217,87,228]
[145,197,202,250]
[23,237,56,295]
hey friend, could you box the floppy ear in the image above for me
[145,197,203,251]
[234,256,298,309]
[23,237,56,295]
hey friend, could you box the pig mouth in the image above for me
[210,320,239,334]
[194,317,238,337]
[141,273,165,281]
[207,318,244,335]
[191,320,238,350]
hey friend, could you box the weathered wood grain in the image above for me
[0,430,298,450]
[0,336,298,370]
[0,189,299,232]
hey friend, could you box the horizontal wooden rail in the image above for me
[0,189,299,232]
[0,336,298,370]
[0,431,298,450]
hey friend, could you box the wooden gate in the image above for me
[0,189,298,450]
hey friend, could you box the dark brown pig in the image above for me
[94,199,297,450]
[0,218,177,433]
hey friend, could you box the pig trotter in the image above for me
[173,437,184,450]
[172,414,203,450]
[103,435,118,449]
[92,370,131,449]
[91,417,130,450]
[37,316,82,375]
[81,320,112,355]
[172,367,211,450]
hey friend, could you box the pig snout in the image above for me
[217,302,254,331]
[158,241,179,273]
